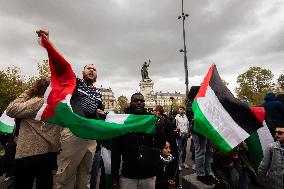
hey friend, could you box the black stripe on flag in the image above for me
[209,67,263,134]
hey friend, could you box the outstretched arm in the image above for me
[36,29,75,83]
[35,29,76,121]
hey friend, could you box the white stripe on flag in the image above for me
[0,111,14,126]
[197,86,250,148]
[258,121,274,152]
[105,114,129,124]
[101,147,111,174]
[36,85,52,120]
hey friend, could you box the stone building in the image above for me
[155,91,185,106]
[99,86,117,112]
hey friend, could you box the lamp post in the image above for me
[170,96,174,115]
[178,0,189,99]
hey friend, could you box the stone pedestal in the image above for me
[139,80,156,110]
[139,81,154,96]
[182,174,215,189]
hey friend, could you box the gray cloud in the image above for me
[0,0,283,98]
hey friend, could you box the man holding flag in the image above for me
[54,63,104,189]
[111,93,160,189]
[35,30,104,189]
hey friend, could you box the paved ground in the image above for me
[0,139,264,189]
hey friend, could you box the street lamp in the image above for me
[178,0,189,99]
[170,97,174,115]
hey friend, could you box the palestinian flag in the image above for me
[246,107,274,170]
[192,64,263,153]
[58,110,157,139]
[0,111,14,134]
[35,36,156,140]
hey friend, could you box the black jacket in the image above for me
[155,158,176,189]
[111,107,159,179]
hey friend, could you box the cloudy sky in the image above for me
[0,0,283,99]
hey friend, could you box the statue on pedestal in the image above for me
[141,59,151,82]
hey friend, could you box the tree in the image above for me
[0,60,51,113]
[277,73,284,91]
[222,79,229,87]
[235,67,275,105]
[117,95,129,113]
[26,60,50,85]
[0,67,29,112]
[37,60,50,79]
[163,97,186,115]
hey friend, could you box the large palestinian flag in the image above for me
[192,64,263,152]
[246,107,274,170]
[34,36,156,140]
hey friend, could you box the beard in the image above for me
[83,74,97,84]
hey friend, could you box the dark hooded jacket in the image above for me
[262,93,284,123]
[262,92,284,132]
[111,107,160,179]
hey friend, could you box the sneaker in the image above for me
[196,176,213,185]
[192,164,196,171]
[182,163,189,169]
[178,165,183,171]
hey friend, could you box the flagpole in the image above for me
[178,0,189,99]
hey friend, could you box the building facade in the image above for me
[155,91,185,107]
[99,86,117,112]
[139,80,185,112]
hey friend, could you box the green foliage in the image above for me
[0,67,29,112]
[117,95,129,113]
[0,60,50,113]
[37,60,50,79]
[163,98,185,114]
[222,79,229,87]
[277,73,284,90]
[235,67,275,105]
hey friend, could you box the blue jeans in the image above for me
[192,132,213,176]
[178,133,188,163]
[90,149,102,189]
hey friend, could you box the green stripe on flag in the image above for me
[245,131,264,171]
[49,102,156,140]
[0,122,13,134]
[192,100,232,153]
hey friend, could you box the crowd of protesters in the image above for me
[0,30,284,189]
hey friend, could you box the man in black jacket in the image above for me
[111,93,159,189]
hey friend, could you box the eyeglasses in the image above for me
[275,131,284,135]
